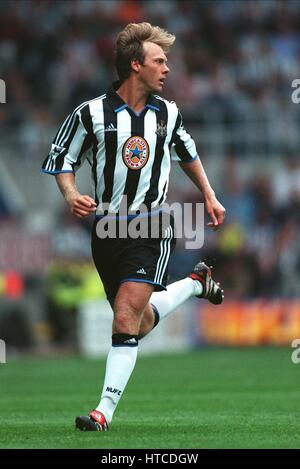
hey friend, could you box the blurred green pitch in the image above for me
[0,348,299,449]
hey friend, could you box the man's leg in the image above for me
[76,281,154,431]
[139,262,224,338]
[94,281,154,425]
[138,277,201,338]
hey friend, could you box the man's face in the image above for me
[134,41,170,94]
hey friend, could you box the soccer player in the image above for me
[42,22,226,431]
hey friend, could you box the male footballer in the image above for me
[42,22,226,431]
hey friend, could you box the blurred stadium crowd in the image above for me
[1,0,300,348]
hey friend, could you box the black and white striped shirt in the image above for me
[42,82,198,214]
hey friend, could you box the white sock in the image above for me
[96,344,138,423]
[151,277,202,322]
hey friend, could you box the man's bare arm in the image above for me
[180,158,226,229]
[55,173,97,218]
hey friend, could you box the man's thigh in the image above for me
[114,281,154,316]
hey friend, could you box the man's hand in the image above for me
[205,196,226,230]
[55,173,97,218]
[179,159,226,229]
[66,193,97,218]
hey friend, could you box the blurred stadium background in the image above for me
[1,0,300,353]
[1,0,300,449]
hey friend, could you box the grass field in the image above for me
[0,347,300,449]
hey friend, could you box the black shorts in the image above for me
[91,211,176,305]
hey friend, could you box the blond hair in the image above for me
[115,22,176,82]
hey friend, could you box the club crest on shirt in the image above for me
[156,120,167,137]
[122,136,149,170]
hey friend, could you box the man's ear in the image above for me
[131,59,141,73]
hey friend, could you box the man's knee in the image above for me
[113,282,155,334]
[113,304,143,334]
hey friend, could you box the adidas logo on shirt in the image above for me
[104,123,117,132]
[136,268,146,275]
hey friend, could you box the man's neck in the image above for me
[116,79,150,114]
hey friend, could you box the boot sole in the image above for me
[75,416,100,431]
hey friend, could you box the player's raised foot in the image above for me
[189,261,224,305]
[75,410,109,432]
